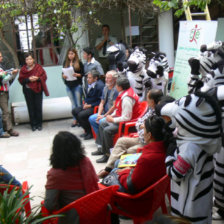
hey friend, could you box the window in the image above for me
[14,14,64,66]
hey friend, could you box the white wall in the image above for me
[158,10,175,67]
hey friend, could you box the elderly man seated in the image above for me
[96,77,141,163]
[72,70,104,140]
[89,70,118,155]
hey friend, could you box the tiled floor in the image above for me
[0,118,223,223]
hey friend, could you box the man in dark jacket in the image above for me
[72,70,104,140]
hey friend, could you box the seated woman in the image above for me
[103,115,167,194]
[44,131,99,223]
[98,89,163,178]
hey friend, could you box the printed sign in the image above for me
[170,21,217,99]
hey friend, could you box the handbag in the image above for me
[101,171,122,188]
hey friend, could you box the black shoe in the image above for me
[96,155,109,163]
[80,133,88,138]
[37,126,42,131]
[71,123,77,127]
[84,133,93,140]
[91,150,103,156]
[32,126,37,131]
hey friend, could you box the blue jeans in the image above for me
[88,113,106,135]
[0,165,21,186]
[0,109,3,136]
[66,85,82,119]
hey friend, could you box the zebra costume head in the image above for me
[146,52,169,93]
[127,47,146,74]
[146,52,169,80]
[188,41,224,94]
[107,43,127,71]
[161,91,222,154]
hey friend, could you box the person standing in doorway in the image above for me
[95,24,117,73]
[19,52,49,131]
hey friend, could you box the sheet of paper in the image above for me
[62,67,77,81]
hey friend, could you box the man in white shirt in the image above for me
[95,24,117,73]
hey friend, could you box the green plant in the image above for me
[0,185,61,224]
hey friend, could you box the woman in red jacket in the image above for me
[116,115,167,193]
[19,53,49,131]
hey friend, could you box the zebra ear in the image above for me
[196,97,204,107]
[184,95,192,107]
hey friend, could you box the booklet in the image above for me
[118,153,142,168]
[62,67,77,81]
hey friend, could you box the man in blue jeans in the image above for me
[89,70,118,155]
[0,109,10,138]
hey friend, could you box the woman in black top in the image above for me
[62,48,84,127]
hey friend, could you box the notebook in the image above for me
[118,153,142,168]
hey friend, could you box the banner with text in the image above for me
[170,21,217,99]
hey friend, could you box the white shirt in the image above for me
[95,36,117,58]
[112,94,135,123]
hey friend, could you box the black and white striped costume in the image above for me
[188,41,224,94]
[126,48,149,102]
[201,63,224,214]
[188,41,224,215]
[162,93,222,224]
[146,52,169,94]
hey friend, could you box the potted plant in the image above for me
[0,184,61,224]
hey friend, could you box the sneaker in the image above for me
[0,132,10,138]
[8,129,19,137]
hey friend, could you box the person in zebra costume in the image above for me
[161,90,222,224]
[146,52,170,94]
[107,43,127,73]
[126,47,150,102]
[187,41,224,220]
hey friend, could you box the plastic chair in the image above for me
[0,181,31,218]
[99,175,170,224]
[91,106,99,139]
[41,185,119,224]
[113,101,148,145]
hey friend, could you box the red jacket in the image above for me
[118,141,166,193]
[19,64,49,96]
[115,87,141,120]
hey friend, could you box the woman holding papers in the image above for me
[19,52,49,131]
[62,48,84,127]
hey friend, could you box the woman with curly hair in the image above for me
[44,131,98,223]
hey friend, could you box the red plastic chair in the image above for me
[0,181,31,218]
[41,185,119,224]
[91,106,99,139]
[99,175,170,224]
[113,101,148,145]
